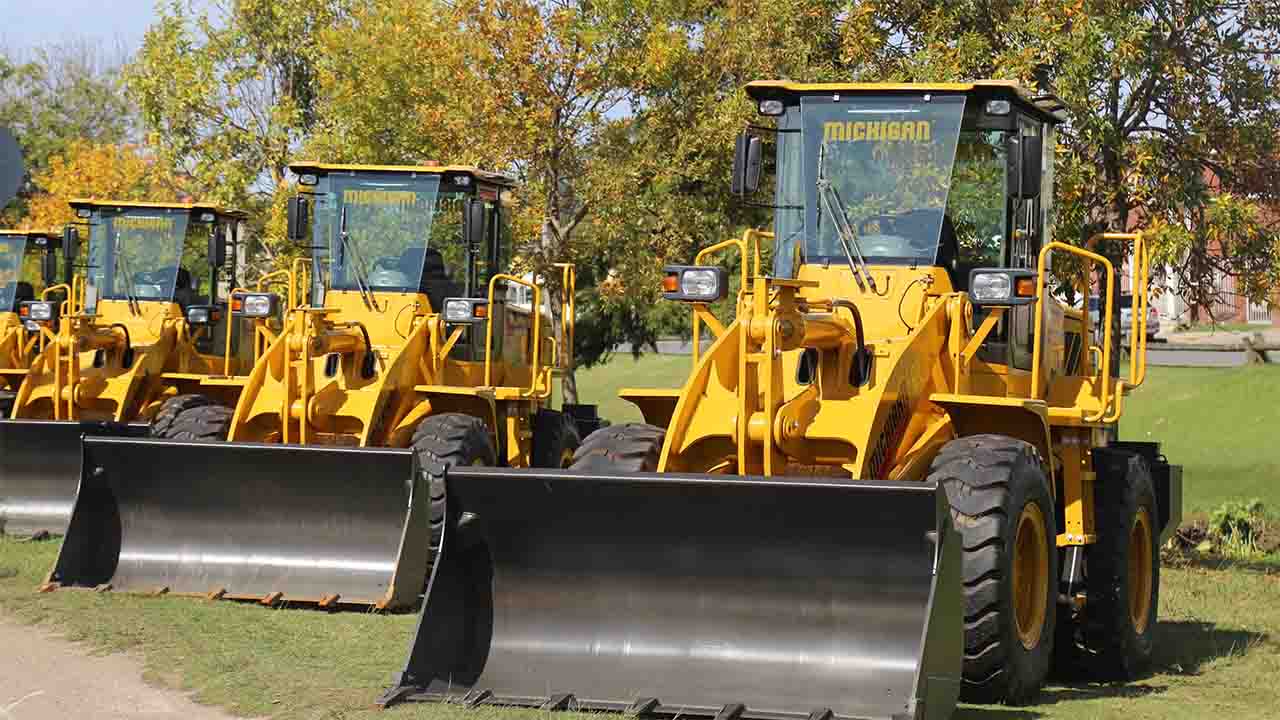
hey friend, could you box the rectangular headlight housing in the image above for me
[21,301,56,321]
[968,269,1038,306]
[442,298,489,324]
[662,265,729,303]
[231,292,280,318]
[186,305,222,326]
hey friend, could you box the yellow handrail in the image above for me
[691,233,749,365]
[1032,241,1115,421]
[484,274,541,395]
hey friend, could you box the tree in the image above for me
[23,140,185,230]
[0,40,134,219]
[126,0,347,266]
[871,0,1280,352]
[315,0,653,403]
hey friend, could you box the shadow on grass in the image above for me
[1150,620,1268,674]
[1165,551,1280,575]
[958,620,1267,717]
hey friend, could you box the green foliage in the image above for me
[125,0,345,268]
[1208,499,1268,556]
[0,42,134,218]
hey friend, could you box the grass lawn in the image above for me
[0,360,1277,719]
[1,537,1277,720]
[575,356,1280,513]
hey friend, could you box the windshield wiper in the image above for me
[815,144,878,293]
[113,232,141,313]
[338,206,380,310]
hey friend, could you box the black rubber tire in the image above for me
[569,422,665,473]
[150,394,217,437]
[153,397,232,441]
[411,413,497,551]
[929,434,1058,705]
[532,409,582,468]
[1064,450,1159,680]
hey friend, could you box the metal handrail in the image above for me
[484,274,541,395]
[1032,241,1115,421]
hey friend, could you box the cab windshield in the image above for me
[774,94,969,275]
[314,173,468,296]
[86,208,191,309]
[0,236,30,312]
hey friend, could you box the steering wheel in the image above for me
[857,214,901,236]
[372,257,400,272]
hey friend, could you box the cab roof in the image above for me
[0,229,59,239]
[745,80,1066,124]
[69,199,248,219]
[289,162,517,188]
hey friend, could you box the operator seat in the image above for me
[400,246,461,313]
[173,267,199,308]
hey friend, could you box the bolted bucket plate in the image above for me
[47,436,430,610]
[381,468,961,720]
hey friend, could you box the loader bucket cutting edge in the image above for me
[47,437,430,610]
[381,468,962,720]
[0,419,149,537]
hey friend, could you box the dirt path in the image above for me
[0,615,237,720]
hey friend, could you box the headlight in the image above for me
[758,99,784,116]
[442,298,488,324]
[23,320,40,332]
[186,306,221,326]
[971,273,1011,302]
[24,301,54,321]
[968,269,1038,306]
[232,292,279,318]
[662,265,729,303]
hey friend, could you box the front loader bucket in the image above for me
[46,437,430,610]
[0,420,148,536]
[381,469,962,720]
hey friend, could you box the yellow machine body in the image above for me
[46,165,589,611]
[382,82,1181,720]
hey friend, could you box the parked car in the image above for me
[1088,294,1160,342]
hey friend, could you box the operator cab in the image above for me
[739,81,1063,293]
[287,162,516,314]
[0,229,67,314]
[68,199,246,314]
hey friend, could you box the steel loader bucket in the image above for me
[380,468,962,720]
[45,437,430,610]
[0,419,148,537]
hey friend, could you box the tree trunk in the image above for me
[541,216,580,405]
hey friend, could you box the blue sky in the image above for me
[0,0,158,53]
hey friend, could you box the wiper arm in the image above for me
[338,206,379,310]
[816,144,878,293]
[113,232,141,313]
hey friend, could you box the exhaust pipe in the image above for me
[45,437,430,610]
[379,467,961,720]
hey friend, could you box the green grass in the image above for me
[573,354,1280,514]
[1,360,1278,718]
[1120,364,1280,512]
[2,537,1278,719]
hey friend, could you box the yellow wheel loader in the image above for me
[0,200,250,537]
[380,82,1181,720]
[48,163,595,610]
[0,228,72,416]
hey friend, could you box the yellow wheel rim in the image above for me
[560,448,576,468]
[1128,507,1154,635]
[1012,502,1050,650]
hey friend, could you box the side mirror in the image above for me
[286,196,310,242]
[731,132,762,196]
[41,250,58,285]
[1007,135,1043,199]
[208,223,227,267]
[464,198,487,250]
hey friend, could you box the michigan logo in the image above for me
[344,190,418,207]
[115,216,174,232]
[823,121,932,143]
